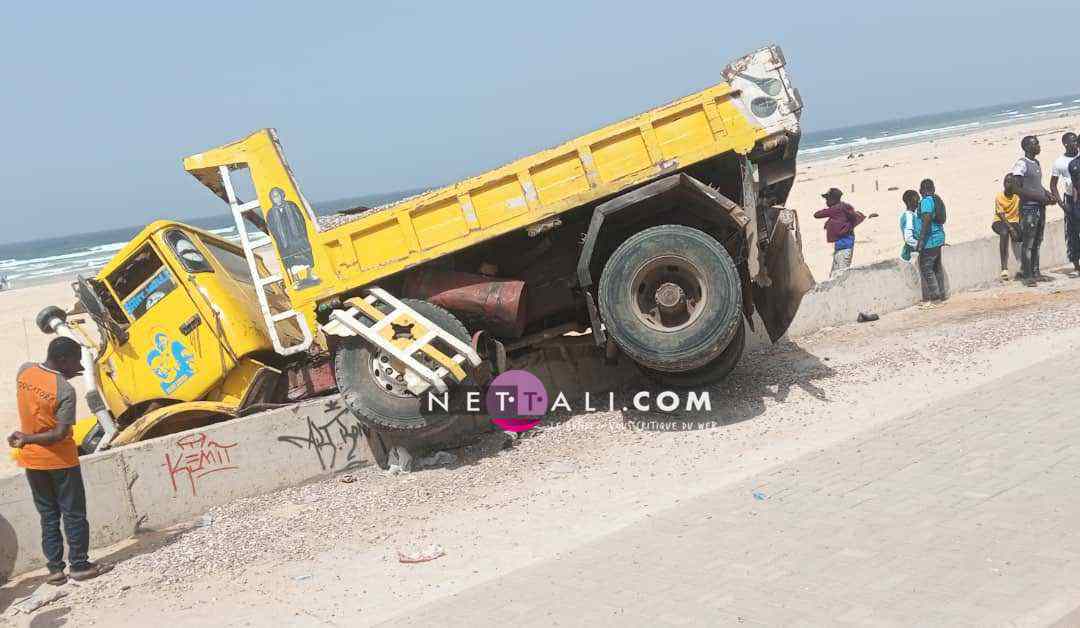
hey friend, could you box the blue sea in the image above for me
[2,93,1078,289]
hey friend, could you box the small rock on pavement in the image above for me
[397,544,446,564]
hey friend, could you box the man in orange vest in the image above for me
[8,337,111,583]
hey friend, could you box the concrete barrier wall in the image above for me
[1,398,374,579]
[1,220,1069,580]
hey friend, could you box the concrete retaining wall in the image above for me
[1,220,1068,580]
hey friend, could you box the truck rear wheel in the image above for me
[639,320,745,388]
[334,299,471,432]
[598,224,742,374]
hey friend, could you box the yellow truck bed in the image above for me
[184,46,800,307]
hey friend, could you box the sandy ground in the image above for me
[0,111,1077,479]
[5,253,1080,625]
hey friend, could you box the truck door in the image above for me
[105,241,224,402]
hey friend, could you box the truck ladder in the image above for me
[218,165,314,356]
[322,288,482,395]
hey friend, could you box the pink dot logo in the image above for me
[486,370,547,433]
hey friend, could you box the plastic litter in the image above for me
[6,580,78,615]
[752,491,768,501]
[387,445,414,475]
[397,544,446,564]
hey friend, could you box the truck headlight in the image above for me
[758,77,783,98]
[750,97,778,118]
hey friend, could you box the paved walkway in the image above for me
[384,356,1080,626]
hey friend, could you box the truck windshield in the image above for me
[107,244,176,321]
[200,237,254,285]
[165,229,213,274]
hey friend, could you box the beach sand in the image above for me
[2,112,1079,477]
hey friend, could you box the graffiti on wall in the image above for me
[277,400,368,473]
[163,432,239,496]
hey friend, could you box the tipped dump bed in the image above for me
[184,46,801,304]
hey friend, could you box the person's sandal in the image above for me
[69,562,113,581]
[1000,270,1010,281]
[46,571,67,585]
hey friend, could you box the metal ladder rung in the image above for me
[369,311,401,334]
[236,199,261,212]
[257,274,284,287]
[270,311,300,322]
[367,288,482,367]
[404,330,438,356]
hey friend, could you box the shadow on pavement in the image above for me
[621,339,834,431]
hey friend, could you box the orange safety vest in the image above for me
[15,363,78,470]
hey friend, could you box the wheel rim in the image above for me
[629,254,708,333]
[370,351,412,397]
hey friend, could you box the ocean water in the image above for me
[0,190,425,289]
[801,93,1080,159]
[3,93,1079,289]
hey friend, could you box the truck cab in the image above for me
[68,222,293,450]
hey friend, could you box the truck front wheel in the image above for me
[334,299,472,432]
[598,224,743,375]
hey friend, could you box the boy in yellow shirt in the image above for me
[993,174,1021,280]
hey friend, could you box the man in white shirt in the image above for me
[1051,132,1079,273]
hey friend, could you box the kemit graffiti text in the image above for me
[163,432,240,496]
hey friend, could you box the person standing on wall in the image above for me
[1050,132,1080,275]
[813,187,878,278]
[1013,135,1058,286]
[7,338,112,584]
[913,178,947,306]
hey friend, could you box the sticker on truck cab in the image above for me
[124,269,177,319]
[147,330,196,394]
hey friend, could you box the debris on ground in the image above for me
[339,474,357,484]
[387,446,414,475]
[195,514,214,528]
[857,312,880,323]
[397,544,446,564]
[416,451,457,469]
[292,574,312,581]
[5,580,77,615]
[753,492,768,501]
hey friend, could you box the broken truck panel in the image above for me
[753,208,816,342]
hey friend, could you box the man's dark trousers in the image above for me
[25,466,90,573]
[1020,203,1046,279]
[1065,194,1080,265]
[918,246,946,301]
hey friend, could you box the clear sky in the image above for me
[2,0,1077,243]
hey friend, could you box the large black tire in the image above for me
[598,224,743,373]
[639,320,745,388]
[334,299,471,432]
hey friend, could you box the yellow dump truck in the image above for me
[42,45,813,450]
